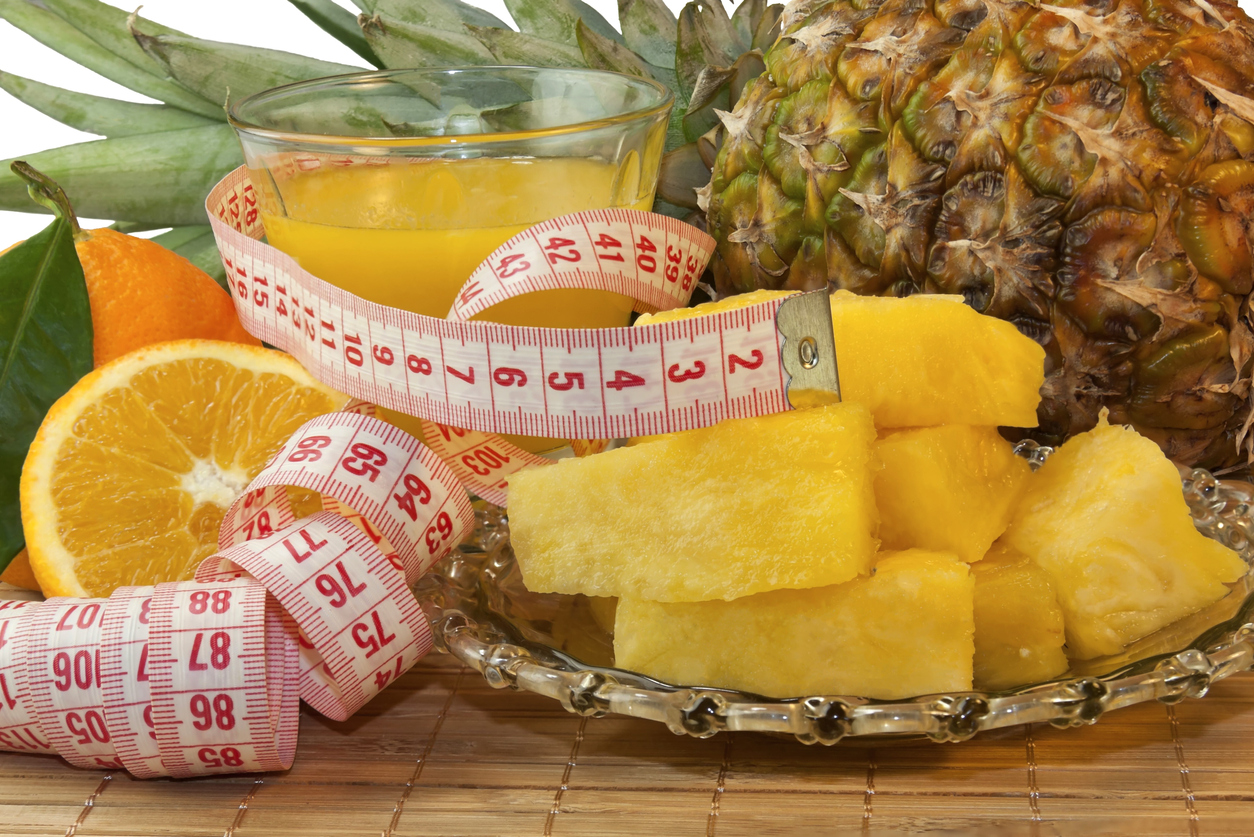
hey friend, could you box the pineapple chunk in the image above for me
[875,425,1031,562]
[508,403,878,602]
[1003,415,1248,659]
[636,290,1044,429]
[614,549,974,699]
[972,543,1069,690]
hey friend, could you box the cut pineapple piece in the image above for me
[875,425,1031,562]
[636,290,1044,429]
[972,543,1069,690]
[1003,415,1248,659]
[614,549,974,699]
[508,403,878,602]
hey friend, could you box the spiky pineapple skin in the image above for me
[705,0,1254,468]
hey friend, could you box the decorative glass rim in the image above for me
[227,66,674,148]
[413,451,1254,744]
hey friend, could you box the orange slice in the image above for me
[21,340,346,597]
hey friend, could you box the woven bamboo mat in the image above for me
[0,648,1250,837]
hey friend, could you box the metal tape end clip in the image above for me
[776,290,841,409]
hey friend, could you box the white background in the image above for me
[0,0,692,242]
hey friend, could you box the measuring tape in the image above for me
[0,167,838,777]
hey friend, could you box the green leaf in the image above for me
[678,1,740,71]
[503,0,624,47]
[130,23,362,107]
[152,226,227,291]
[0,163,94,571]
[443,0,512,29]
[675,7,707,102]
[360,13,496,68]
[148,225,212,251]
[468,26,587,68]
[657,141,709,208]
[372,0,508,29]
[0,70,217,138]
[0,124,243,227]
[682,51,765,142]
[109,221,165,233]
[35,0,183,73]
[618,0,678,68]
[0,0,223,119]
[576,20,655,79]
[287,0,383,68]
[752,4,784,50]
[348,0,374,11]
[730,0,764,50]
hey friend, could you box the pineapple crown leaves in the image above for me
[0,0,783,228]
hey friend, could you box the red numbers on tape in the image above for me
[0,410,472,776]
[207,167,788,445]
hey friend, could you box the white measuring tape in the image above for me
[0,166,837,777]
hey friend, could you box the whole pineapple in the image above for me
[705,0,1254,468]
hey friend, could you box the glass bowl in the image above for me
[412,446,1254,744]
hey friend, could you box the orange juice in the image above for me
[259,156,650,326]
[257,155,654,449]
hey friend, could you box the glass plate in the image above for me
[412,449,1254,744]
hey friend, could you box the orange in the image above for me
[0,550,40,593]
[74,227,261,366]
[21,340,346,598]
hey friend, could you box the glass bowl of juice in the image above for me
[228,66,673,450]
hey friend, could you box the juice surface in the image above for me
[257,156,653,450]
[259,156,649,327]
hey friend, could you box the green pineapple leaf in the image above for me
[503,0,624,48]
[467,25,587,68]
[729,0,765,51]
[0,163,95,572]
[678,1,740,72]
[130,19,362,107]
[657,140,708,209]
[35,0,184,74]
[360,13,496,68]
[0,0,222,119]
[0,125,242,227]
[370,0,492,30]
[0,71,217,138]
[286,0,384,68]
[751,4,784,50]
[575,19,655,79]
[618,0,678,69]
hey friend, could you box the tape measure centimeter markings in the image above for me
[148,578,291,778]
[198,512,432,722]
[0,602,54,755]
[99,586,164,778]
[449,207,708,320]
[25,598,123,770]
[207,166,795,441]
[220,413,475,584]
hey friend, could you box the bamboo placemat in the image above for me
[0,647,1250,836]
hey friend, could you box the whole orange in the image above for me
[1,228,260,366]
[74,228,261,366]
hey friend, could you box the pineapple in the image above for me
[638,288,1045,428]
[875,424,1031,561]
[971,542,1068,690]
[705,0,1254,469]
[507,402,878,602]
[6,0,1254,459]
[1003,412,1248,659]
[614,548,974,699]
